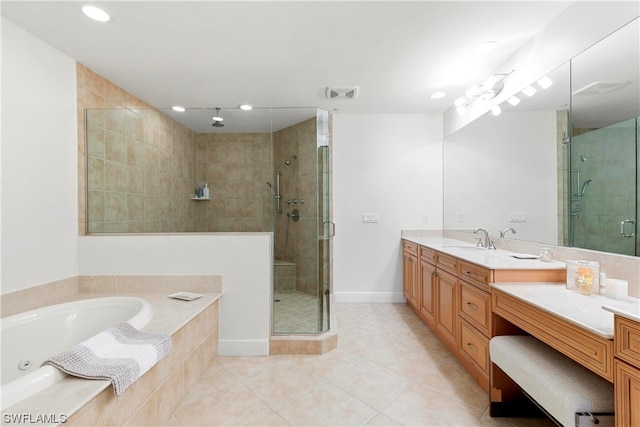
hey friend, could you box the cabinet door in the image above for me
[419,258,436,327]
[615,359,640,427]
[403,252,418,309]
[436,269,458,349]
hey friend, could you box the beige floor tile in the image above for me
[276,382,377,426]
[174,380,273,426]
[381,382,484,426]
[329,358,411,410]
[173,302,558,427]
[242,359,325,410]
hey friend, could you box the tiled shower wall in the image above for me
[193,133,274,232]
[78,64,199,233]
[79,64,277,234]
[273,118,319,296]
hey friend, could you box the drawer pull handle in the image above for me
[466,343,478,353]
[466,302,478,310]
[465,271,483,281]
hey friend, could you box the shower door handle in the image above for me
[620,220,635,237]
[322,221,336,238]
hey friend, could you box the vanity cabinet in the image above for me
[419,247,437,327]
[614,316,640,427]
[402,241,419,310]
[401,239,565,393]
[436,268,459,351]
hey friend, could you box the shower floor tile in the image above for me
[173,303,557,427]
[272,290,321,334]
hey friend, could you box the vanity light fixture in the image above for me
[82,5,111,22]
[522,85,537,97]
[507,96,521,106]
[172,106,186,112]
[537,76,553,89]
[239,104,253,111]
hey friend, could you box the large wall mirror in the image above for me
[443,17,639,257]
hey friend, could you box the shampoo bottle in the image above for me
[203,184,209,198]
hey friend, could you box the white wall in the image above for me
[333,114,443,302]
[443,111,558,244]
[1,18,79,293]
[78,234,272,355]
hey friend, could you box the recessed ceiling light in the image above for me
[172,106,186,112]
[239,104,253,111]
[430,92,446,99]
[82,5,111,22]
[473,41,497,56]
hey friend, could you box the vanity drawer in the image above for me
[420,246,436,265]
[615,316,640,367]
[492,289,614,381]
[459,260,493,292]
[436,252,458,275]
[459,282,491,337]
[403,240,418,256]
[460,319,489,374]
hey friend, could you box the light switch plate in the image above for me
[362,213,380,223]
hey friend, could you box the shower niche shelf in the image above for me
[190,196,210,201]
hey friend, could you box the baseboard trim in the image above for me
[218,339,269,356]
[334,292,406,303]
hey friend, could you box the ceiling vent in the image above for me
[326,86,359,99]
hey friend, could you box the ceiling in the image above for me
[1,1,576,133]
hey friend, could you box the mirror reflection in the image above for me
[444,17,639,257]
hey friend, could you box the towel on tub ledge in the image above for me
[44,322,171,396]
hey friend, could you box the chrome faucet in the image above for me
[500,227,517,238]
[473,227,495,249]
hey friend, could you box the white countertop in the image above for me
[403,236,566,271]
[602,300,640,323]
[490,283,640,339]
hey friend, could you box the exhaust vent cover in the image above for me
[326,86,359,99]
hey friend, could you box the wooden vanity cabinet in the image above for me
[419,247,437,327]
[436,268,459,352]
[614,316,640,427]
[402,241,419,310]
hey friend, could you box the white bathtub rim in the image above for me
[1,296,153,411]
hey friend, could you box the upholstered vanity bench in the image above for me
[490,335,614,426]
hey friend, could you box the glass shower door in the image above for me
[570,118,638,255]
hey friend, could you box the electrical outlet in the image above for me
[422,213,429,222]
[457,212,465,222]
[362,213,380,223]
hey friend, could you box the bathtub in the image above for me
[1,296,153,410]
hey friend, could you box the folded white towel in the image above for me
[44,322,171,395]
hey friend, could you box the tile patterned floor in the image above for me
[172,303,556,426]
[273,290,320,334]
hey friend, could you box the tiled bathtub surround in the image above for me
[0,275,221,426]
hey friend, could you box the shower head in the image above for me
[580,179,592,194]
[577,153,587,162]
[284,155,297,166]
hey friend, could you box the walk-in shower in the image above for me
[85,105,333,335]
